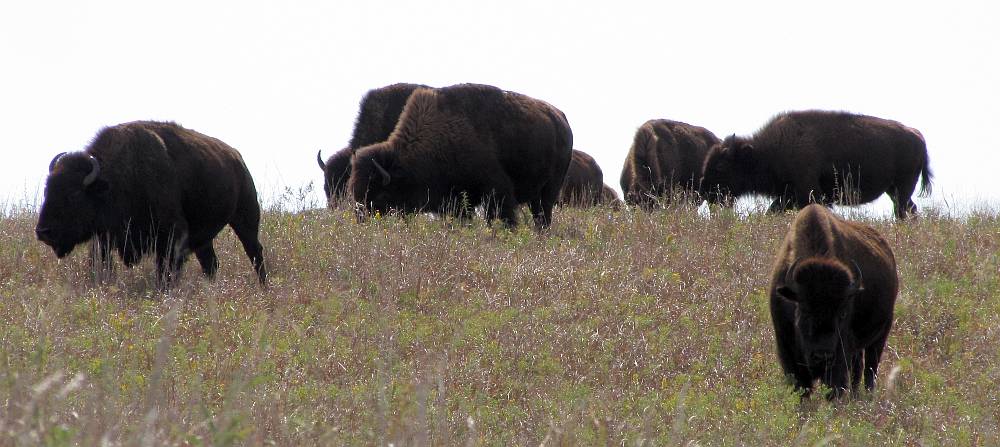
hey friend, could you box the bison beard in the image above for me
[768,204,898,399]
[36,121,268,287]
[350,83,573,229]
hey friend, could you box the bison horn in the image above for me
[49,152,67,172]
[846,260,864,295]
[83,156,101,187]
[780,257,802,299]
[371,159,391,186]
[317,150,326,171]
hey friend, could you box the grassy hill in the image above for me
[1,203,998,446]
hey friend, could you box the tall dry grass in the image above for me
[1,198,999,445]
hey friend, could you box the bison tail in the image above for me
[918,154,933,197]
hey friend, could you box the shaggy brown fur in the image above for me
[350,84,573,229]
[620,119,720,208]
[36,121,267,286]
[318,83,428,204]
[558,149,619,207]
[768,204,898,399]
[700,110,933,219]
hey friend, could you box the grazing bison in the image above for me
[351,83,573,228]
[36,121,267,285]
[620,119,720,208]
[699,110,932,219]
[600,184,624,209]
[769,204,898,399]
[559,149,619,207]
[317,83,429,204]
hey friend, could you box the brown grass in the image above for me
[1,201,999,446]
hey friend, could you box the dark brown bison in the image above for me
[769,204,898,399]
[620,119,720,208]
[351,83,573,228]
[700,110,932,219]
[600,184,623,209]
[317,83,428,205]
[559,149,620,207]
[36,121,267,285]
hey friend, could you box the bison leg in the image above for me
[528,198,554,230]
[888,185,919,220]
[863,330,890,392]
[194,243,220,279]
[767,186,800,214]
[230,215,268,285]
[483,189,519,228]
[770,295,813,396]
[119,240,142,267]
[532,179,562,230]
[767,199,795,214]
[794,183,826,210]
[155,228,190,287]
[443,193,475,223]
[850,352,864,395]
[89,234,115,283]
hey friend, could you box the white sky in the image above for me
[2,1,997,214]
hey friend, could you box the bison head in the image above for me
[775,258,863,371]
[36,152,109,258]
[350,147,420,218]
[317,148,353,207]
[699,136,753,205]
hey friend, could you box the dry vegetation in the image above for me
[2,196,999,446]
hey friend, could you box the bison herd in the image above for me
[35,82,935,399]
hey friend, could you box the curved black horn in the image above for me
[371,159,391,186]
[83,156,101,186]
[317,150,326,171]
[49,152,67,172]
[846,260,863,295]
[783,257,802,296]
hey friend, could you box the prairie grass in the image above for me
[1,199,999,446]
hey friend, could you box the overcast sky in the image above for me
[1,1,997,215]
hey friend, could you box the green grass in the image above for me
[2,202,999,445]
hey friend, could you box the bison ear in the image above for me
[776,285,799,302]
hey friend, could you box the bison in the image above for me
[600,184,623,209]
[317,83,428,205]
[769,204,898,399]
[351,83,573,229]
[620,119,720,208]
[36,121,267,286]
[559,149,621,208]
[699,110,932,219]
